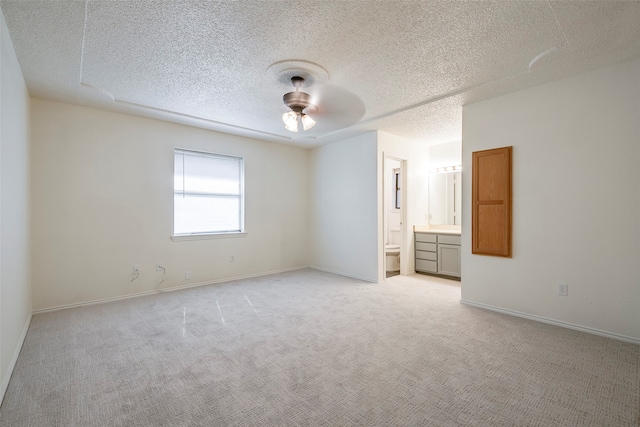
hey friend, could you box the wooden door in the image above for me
[472,146,512,257]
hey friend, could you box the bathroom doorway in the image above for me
[383,154,406,279]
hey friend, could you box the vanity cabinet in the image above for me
[415,232,461,278]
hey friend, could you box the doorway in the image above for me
[383,154,407,279]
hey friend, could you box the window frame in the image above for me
[172,148,245,240]
[393,168,401,210]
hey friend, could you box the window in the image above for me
[394,168,401,209]
[174,149,244,236]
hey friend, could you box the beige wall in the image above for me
[461,58,640,342]
[308,130,430,283]
[309,133,378,281]
[31,99,309,311]
[1,9,31,401]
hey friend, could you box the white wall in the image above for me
[429,140,461,169]
[377,132,429,281]
[309,132,378,281]
[461,58,640,342]
[31,99,309,311]
[0,9,31,402]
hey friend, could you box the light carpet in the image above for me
[0,269,638,426]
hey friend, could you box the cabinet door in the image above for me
[472,146,512,257]
[438,244,461,277]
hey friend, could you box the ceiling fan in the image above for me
[268,59,366,137]
[281,76,317,132]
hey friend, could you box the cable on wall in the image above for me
[156,265,166,289]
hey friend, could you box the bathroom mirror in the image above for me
[428,171,461,225]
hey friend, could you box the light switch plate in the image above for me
[557,283,568,296]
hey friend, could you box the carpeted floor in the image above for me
[0,269,638,426]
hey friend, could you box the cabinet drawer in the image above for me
[415,242,436,252]
[438,234,461,245]
[416,259,437,273]
[416,250,437,261]
[415,233,437,243]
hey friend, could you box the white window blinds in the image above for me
[174,149,244,235]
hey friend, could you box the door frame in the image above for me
[383,153,408,279]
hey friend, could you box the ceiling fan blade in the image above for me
[307,84,366,131]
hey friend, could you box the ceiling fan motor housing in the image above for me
[283,90,316,114]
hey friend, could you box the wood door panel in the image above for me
[476,204,506,254]
[472,146,512,257]
[477,154,508,200]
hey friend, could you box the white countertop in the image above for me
[413,225,461,235]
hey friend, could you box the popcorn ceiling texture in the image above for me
[1,1,640,146]
[0,270,637,426]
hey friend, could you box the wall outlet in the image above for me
[185,271,192,280]
[132,265,140,275]
[230,255,235,263]
[557,283,568,296]
[156,262,165,271]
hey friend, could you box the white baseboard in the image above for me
[156,266,309,293]
[1,313,32,405]
[32,266,310,314]
[460,299,640,345]
[33,289,159,314]
[309,266,377,283]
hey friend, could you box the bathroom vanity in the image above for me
[414,230,461,279]
[420,159,462,279]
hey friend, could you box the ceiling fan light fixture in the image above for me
[301,113,316,130]
[282,111,299,132]
[282,76,317,133]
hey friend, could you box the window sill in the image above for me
[171,232,247,242]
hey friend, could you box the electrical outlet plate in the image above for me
[230,255,235,262]
[133,265,140,275]
[156,262,165,271]
[557,283,568,296]
[185,271,192,280]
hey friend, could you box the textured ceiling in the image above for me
[2,1,640,147]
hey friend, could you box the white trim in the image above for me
[156,266,307,293]
[309,266,378,283]
[1,314,32,405]
[32,266,308,314]
[171,232,247,241]
[33,289,159,314]
[460,299,640,345]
